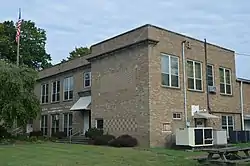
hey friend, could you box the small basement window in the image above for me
[173,112,181,120]
[95,119,103,130]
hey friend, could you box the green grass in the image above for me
[0,143,202,166]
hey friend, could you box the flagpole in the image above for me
[16,8,21,66]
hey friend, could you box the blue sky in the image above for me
[1,0,250,79]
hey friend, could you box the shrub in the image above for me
[93,134,116,146]
[52,131,66,139]
[0,126,11,138]
[29,131,43,137]
[85,128,103,139]
[109,134,138,147]
[29,136,38,142]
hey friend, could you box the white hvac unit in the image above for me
[208,86,216,93]
[176,127,213,147]
[213,130,227,145]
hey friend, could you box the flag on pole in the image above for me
[15,8,22,43]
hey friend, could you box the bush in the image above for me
[109,134,138,147]
[29,131,43,137]
[29,136,38,142]
[93,134,116,146]
[52,131,66,139]
[85,128,103,139]
[0,126,11,138]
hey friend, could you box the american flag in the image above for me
[15,9,22,43]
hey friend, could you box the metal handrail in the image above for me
[69,128,81,143]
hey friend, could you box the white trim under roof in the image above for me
[70,96,91,111]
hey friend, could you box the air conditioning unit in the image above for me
[208,86,216,93]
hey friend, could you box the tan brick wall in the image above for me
[242,82,250,115]
[148,26,241,147]
[90,43,150,147]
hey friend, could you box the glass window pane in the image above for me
[161,73,169,86]
[56,93,60,101]
[219,68,224,83]
[57,81,60,92]
[64,91,68,100]
[187,61,194,77]
[225,69,230,84]
[208,77,213,86]
[171,75,179,87]
[85,80,90,87]
[170,57,178,75]
[220,83,225,94]
[64,78,68,91]
[228,116,233,125]
[188,78,194,89]
[45,84,49,95]
[226,85,231,94]
[161,55,169,74]
[69,90,73,99]
[222,116,227,125]
[195,79,202,90]
[69,77,73,90]
[195,62,201,79]
[42,85,45,95]
[207,65,213,76]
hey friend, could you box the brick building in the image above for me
[33,24,248,147]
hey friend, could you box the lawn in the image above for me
[0,143,202,166]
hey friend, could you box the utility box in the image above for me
[213,130,227,145]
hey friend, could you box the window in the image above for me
[51,81,60,102]
[207,65,214,86]
[219,67,232,95]
[222,115,234,137]
[173,113,181,120]
[51,114,59,136]
[187,60,202,91]
[41,115,48,135]
[95,119,103,130]
[84,72,91,88]
[41,83,49,104]
[63,113,73,136]
[161,53,179,88]
[63,76,73,100]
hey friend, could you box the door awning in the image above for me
[70,96,91,111]
[194,112,219,119]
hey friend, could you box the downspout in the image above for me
[240,81,245,130]
[182,41,188,128]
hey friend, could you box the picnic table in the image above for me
[198,146,250,165]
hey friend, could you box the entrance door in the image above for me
[51,114,59,136]
[195,119,205,127]
[83,111,90,134]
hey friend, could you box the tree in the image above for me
[0,20,52,70]
[61,46,90,62]
[0,60,40,127]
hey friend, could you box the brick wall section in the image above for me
[147,25,241,147]
[90,43,150,147]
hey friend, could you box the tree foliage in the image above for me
[0,20,52,70]
[61,46,90,62]
[0,60,40,127]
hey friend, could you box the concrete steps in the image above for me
[56,135,89,144]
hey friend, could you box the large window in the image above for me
[161,53,179,88]
[51,81,60,102]
[187,60,202,91]
[63,113,73,136]
[222,115,234,137]
[95,119,104,130]
[41,115,48,135]
[63,76,73,100]
[51,114,59,136]
[83,72,91,88]
[207,65,214,86]
[219,67,232,95]
[41,83,49,104]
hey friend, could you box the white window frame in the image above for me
[40,115,48,135]
[173,112,181,120]
[63,76,73,101]
[219,67,232,95]
[51,80,60,103]
[207,64,214,86]
[221,115,234,137]
[187,60,203,91]
[83,72,91,88]
[161,53,180,88]
[95,119,104,130]
[40,83,49,104]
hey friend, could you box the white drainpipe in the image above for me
[182,41,188,128]
[240,81,245,130]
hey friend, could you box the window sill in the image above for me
[173,118,182,121]
[187,89,204,93]
[51,101,60,104]
[220,93,233,97]
[63,99,73,102]
[161,85,181,90]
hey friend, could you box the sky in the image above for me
[0,0,250,79]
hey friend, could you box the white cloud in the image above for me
[1,0,250,78]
